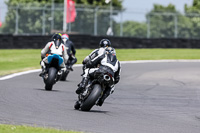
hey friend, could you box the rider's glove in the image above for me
[82,60,86,64]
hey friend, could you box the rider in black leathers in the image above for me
[76,39,121,106]
[62,34,77,71]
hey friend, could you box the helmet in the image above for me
[99,39,111,48]
[52,33,62,41]
[62,34,69,44]
[62,34,69,40]
[52,33,62,48]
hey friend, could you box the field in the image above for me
[0,49,200,76]
[0,124,80,133]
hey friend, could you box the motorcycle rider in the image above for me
[39,33,69,76]
[76,39,121,106]
[62,34,77,71]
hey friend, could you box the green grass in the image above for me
[1,49,200,76]
[1,48,200,132]
[0,124,81,133]
[115,49,200,60]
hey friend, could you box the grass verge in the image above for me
[0,48,200,76]
[0,124,81,133]
[1,48,200,132]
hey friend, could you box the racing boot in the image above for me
[67,65,73,71]
[39,61,46,77]
[39,69,45,77]
[76,77,89,94]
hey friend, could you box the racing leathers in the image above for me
[62,39,77,71]
[76,47,121,106]
[40,41,69,76]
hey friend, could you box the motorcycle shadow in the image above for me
[89,110,110,114]
[34,88,63,93]
[59,80,70,82]
[75,109,110,114]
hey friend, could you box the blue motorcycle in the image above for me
[42,54,63,91]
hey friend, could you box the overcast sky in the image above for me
[121,0,193,21]
[123,0,193,12]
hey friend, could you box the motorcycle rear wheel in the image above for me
[80,84,102,111]
[45,67,57,91]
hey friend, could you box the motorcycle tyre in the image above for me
[74,101,80,110]
[80,84,102,111]
[45,67,57,91]
[60,70,69,81]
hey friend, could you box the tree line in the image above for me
[0,0,200,38]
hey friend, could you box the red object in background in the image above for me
[0,9,2,27]
[66,0,76,23]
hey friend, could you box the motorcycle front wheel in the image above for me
[80,84,102,111]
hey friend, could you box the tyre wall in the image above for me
[0,34,200,49]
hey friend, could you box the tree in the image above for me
[71,0,123,35]
[74,0,122,8]
[114,21,147,37]
[1,0,123,35]
[184,0,200,38]
[146,4,178,38]
[144,4,194,38]
[185,0,200,13]
[2,0,53,34]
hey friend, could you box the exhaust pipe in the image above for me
[104,75,110,81]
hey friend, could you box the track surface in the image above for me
[1,62,200,133]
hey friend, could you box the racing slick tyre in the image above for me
[80,84,102,111]
[45,67,57,91]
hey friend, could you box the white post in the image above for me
[63,0,67,32]
[94,6,99,35]
[105,0,113,36]
[174,14,178,38]
[15,5,19,35]
[110,0,113,32]
[51,0,55,33]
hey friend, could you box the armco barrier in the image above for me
[0,34,200,49]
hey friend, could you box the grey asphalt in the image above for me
[1,62,200,133]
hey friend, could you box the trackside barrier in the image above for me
[0,34,200,49]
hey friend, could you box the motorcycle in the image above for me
[60,54,77,81]
[42,54,63,91]
[59,64,70,81]
[74,71,115,111]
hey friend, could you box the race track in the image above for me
[1,61,200,133]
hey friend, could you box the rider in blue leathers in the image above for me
[39,33,68,76]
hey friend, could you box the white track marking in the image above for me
[1,60,200,80]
